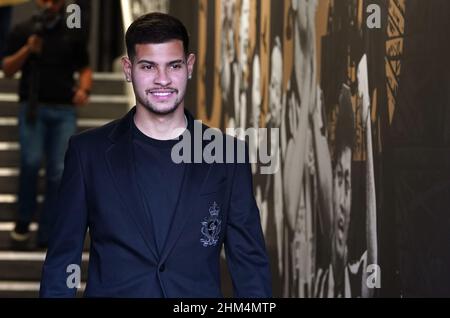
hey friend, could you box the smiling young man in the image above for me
[40,12,271,298]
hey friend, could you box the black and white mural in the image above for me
[171,0,450,297]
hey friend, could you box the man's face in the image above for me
[292,0,317,34]
[122,40,195,115]
[36,0,64,15]
[332,147,352,263]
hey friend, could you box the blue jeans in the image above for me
[17,102,77,244]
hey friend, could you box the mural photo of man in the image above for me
[313,85,355,298]
[313,83,376,298]
[281,0,319,297]
[195,0,381,298]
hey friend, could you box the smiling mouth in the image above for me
[147,89,177,99]
[338,218,344,231]
[336,217,345,242]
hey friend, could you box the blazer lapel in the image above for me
[105,108,159,260]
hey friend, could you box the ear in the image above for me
[122,56,132,82]
[186,53,196,79]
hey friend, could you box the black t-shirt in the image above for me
[4,16,89,104]
[132,120,187,254]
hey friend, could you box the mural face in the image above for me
[188,0,450,297]
[332,146,352,268]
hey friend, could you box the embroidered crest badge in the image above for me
[200,201,222,247]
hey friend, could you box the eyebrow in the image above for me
[136,59,185,66]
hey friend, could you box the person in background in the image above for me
[2,0,92,248]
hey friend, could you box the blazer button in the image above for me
[159,264,165,272]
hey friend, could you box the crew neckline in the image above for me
[132,115,190,148]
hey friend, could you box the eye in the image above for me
[141,64,155,71]
[170,63,183,70]
[337,170,343,185]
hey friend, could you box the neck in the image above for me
[331,244,347,290]
[134,104,187,140]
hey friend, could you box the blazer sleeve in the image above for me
[40,137,88,297]
[224,145,272,297]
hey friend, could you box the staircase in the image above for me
[0,72,130,297]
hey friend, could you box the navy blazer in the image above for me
[40,107,272,297]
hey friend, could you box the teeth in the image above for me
[152,92,172,97]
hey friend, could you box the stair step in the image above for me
[0,174,45,195]
[0,144,19,167]
[0,281,40,298]
[0,196,43,222]
[0,72,127,96]
[0,223,91,251]
[0,202,22,222]
[0,281,84,297]
[0,251,89,281]
[0,79,127,96]
[0,123,104,142]
[0,94,129,119]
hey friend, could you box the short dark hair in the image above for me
[125,12,189,60]
[334,84,355,165]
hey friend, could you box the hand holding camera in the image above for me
[26,34,43,55]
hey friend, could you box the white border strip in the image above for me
[0,194,43,203]
[0,94,16,102]
[0,282,86,292]
[0,222,38,231]
[0,282,40,291]
[0,142,19,151]
[0,251,89,261]
[0,168,45,177]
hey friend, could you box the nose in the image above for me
[339,191,346,211]
[154,68,172,86]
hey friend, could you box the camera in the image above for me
[31,7,60,35]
